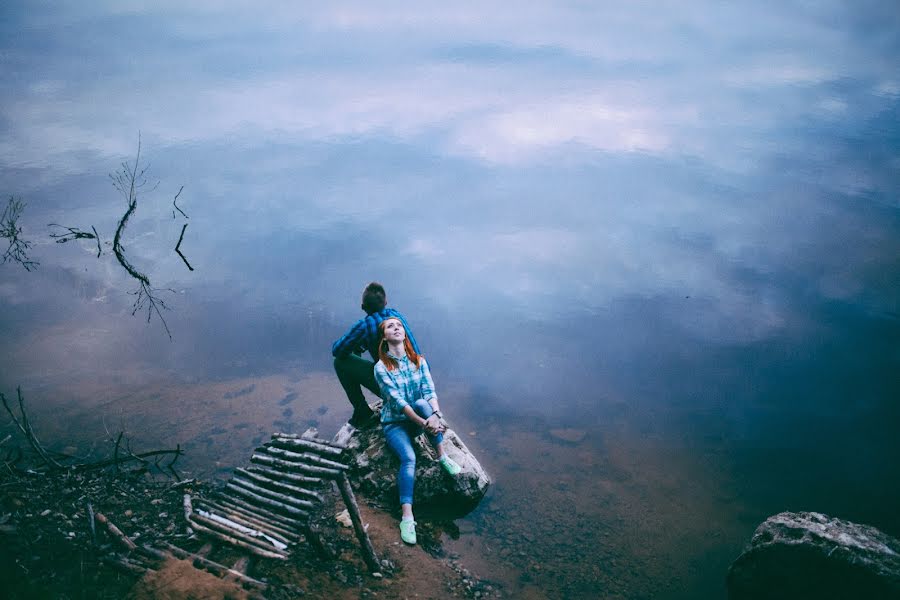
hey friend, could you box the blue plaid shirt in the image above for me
[331,308,421,361]
[374,355,437,424]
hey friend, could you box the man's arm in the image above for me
[332,318,367,358]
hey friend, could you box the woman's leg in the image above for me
[412,399,461,476]
[383,423,417,509]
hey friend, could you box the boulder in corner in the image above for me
[727,511,900,600]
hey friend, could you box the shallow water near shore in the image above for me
[2,3,899,598]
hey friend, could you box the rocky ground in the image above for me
[0,441,500,599]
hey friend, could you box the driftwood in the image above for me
[198,502,297,544]
[269,435,345,457]
[86,501,97,546]
[246,464,323,486]
[250,452,342,478]
[101,554,149,576]
[189,511,287,555]
[235,467,324,502]
[257,445,348,471]
[230,477,317,511]
[225,482,311,519]
[337,472,380,573]
[188,516,288,560]
[95,512,137,552]
[215,495,306,530]
[202,498,300,536]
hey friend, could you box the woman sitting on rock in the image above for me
[374,317,461,544]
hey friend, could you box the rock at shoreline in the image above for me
[332,421,491,517]
[727,511,900,600]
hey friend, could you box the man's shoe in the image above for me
[399,519,417,544]
[439,455,462,476]
[349,410,378,428]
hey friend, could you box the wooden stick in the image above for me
[337,472,380,573]
[258,446,348,470]
[185,517,288,560]
[162,542,267,590]
[95,512,136,551]
[246,464,323,486]
[235,468,324,503]
[250,453,341,478]
[231,477,317,510]
[86,501,96,546]
[276,431,348,449]
[267,436,345,457]
[198,502,298,543]
[101,554,148,576]
[225,482,311,519]
[195,508,291,548]
[189,512,287,554]
[214,495,305,530]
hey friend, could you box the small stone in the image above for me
[334,509,352,528]
[40,509,51,517]
[158,512,168,518]
[124,510,133,517]
[150,499,163,505]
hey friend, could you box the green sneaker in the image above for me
[399,519,417,545]
[439,455,462,476]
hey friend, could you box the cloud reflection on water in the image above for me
[1,4,899,596]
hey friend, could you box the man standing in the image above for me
[332,282,421,428]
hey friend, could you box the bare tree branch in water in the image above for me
[172,184,187,219]
[175,223,194,271]
[1,387,63,469]
[110,135,173,339]
[2,386,184,475]
[1,196,39,271]
[48,223,103,257]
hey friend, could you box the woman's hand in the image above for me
[424,414,443,435]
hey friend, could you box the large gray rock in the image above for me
[331,419,490,517]
[727,511,900,600]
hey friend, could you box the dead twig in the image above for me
[172,185,187,219]
[1,196,38,271]
[110,134,172,339]
[0,388,63,469]
[95,511,137,552]
[174,223,194,271]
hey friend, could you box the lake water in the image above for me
[2,3,899,598]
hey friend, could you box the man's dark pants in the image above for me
[333,354,379,423]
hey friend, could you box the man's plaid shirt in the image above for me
[374,354,437,424]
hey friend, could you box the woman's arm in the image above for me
[419,358,442,416]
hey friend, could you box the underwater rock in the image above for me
[548,428,587,444]
[332,421,491,516]
[727,511,900,600]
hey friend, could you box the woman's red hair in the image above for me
[377,319,422,371]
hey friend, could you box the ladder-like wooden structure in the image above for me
[182,429,379,572]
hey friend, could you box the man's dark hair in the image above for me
[361,282,387,314]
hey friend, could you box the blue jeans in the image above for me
[382,399,444,506]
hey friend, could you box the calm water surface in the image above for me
[2,3,899,598]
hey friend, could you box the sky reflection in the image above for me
[1,3,899,595]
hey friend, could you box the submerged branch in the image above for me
[1,196,39,271]
[175,223,193,271]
